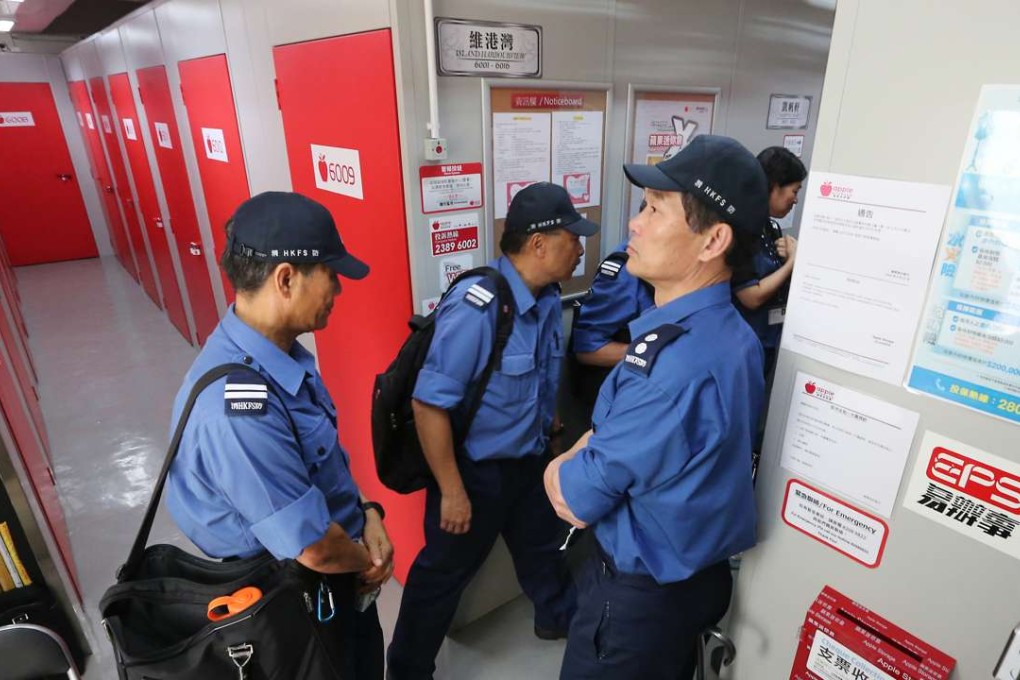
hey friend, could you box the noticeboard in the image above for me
[486,83,609,297]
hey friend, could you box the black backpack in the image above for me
[372,267,515,494]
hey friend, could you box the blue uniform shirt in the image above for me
[166,306,364,561]
[732,220,787,349]
[413,256,562,461]
[560,283,764,583]
[571,240,655,354]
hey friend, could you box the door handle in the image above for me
[154,217,164,229]
[104,185,115,193]
[189,242,202,256]
[56,173,73,182]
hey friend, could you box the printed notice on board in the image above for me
[122,118,137,140]
[903,431,1020,561]
[551,111,603,208]
[781,172,950,384]
[780,372,919,517]
[420,163,483,214]
[492,112,551,219]
[629,96,713,214]
[907,86,1020,424]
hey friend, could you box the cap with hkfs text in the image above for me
[226,191,369,279]
[504,182,600,237]
[623,134,768,235]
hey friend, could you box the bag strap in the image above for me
[118,363,289,582]
[449,266,515,447]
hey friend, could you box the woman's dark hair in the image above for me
[757,147,807,190]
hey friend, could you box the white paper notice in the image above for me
[551,111,603,208]
[122,118,137,141]
[807,631,895,680]
[154,121,173,149]
[782,173,950,383]
[493,112,551,219]
[781,372,920,517]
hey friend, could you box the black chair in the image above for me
[696,626,736,680]
[0,623,82,679]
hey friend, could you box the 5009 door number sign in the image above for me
[430,212,480,257]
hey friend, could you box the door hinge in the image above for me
[274,78,282,110]
[179,83,186,107]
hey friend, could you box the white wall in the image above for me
[728,1,1020,677]
[0,50,114,258]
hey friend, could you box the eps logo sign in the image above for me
[310,144,363,200]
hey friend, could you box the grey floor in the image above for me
[18,257,566,679]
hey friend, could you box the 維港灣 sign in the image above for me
[435,18,541,78]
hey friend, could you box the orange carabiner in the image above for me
[207,586,263,622]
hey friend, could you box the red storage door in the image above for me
[67,80,136,279]
[0,276,49,455]
[90,76,160,302]
[274,30,416,581]
[177,54,251,303]
[0,83,98,265]
[107,72,190,342]
[136,65,219,344]
[0,341,79,596]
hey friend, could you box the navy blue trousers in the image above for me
[387,454,576,679]
[560,546,731,680]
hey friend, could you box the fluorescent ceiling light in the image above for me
[0,20,15,32]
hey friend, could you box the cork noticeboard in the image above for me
[487,86,609,297]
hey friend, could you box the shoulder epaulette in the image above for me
[598,251,629,280]
[622,324,687,376]
[224,369,269,417]
[463,276,498,310]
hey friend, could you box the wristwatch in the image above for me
[361,501,386,520]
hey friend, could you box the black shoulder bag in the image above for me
[99,363,344,679]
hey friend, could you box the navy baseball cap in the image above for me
[505,182,600,237]
[623,135,768,235]
[227,191,368,279]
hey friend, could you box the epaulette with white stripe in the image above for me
[463,277,498,310]
[598,252,628,279]
[224,369,269,417]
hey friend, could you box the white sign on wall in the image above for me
[0,112,35,128]
[201,127,229,163]
[436,18,541,78]
[122,118,137,140]
[439,253,474,291]
[311,144,364,200]
[903,431,1020,561]
[101,114,112,134]
[767,94,812,130]
[85,112,95,130]
[154,122,173,149]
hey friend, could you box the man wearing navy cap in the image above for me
[545,136,768,679]
[166,191,393,678]
[387,182,595,679]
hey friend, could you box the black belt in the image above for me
[593,539,728,590]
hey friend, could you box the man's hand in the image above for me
[544,454,588,528]
[440,489,472,534]
[358,513,395,593]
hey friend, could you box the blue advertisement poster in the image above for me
[907,86,1020,424]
